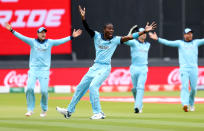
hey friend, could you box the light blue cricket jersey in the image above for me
[93,31,139,65]
[13,31,72,71]
[158,38,204,68]
[125,39,150,66]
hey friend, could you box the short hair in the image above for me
[103,23,113,29]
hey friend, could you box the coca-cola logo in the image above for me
[168,68,204,85]
[168,68,180,85]
[4,70,52,87]
[103,69,132,86]
[4,71,28,87]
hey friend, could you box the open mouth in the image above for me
[108,32,113,37]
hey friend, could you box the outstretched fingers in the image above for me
[146,22,149,27]
[151,22,157,29]
[76,29,82,35]
[148,32,153,36]
[79,5,84,13]
[73,29,82,37]
[78,5,82,12]
[77,29,82,34]
[148,32,158,40]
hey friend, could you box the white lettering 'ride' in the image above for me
[0,9,65,27]
[1,0,18,3]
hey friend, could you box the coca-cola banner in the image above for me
[0,0,72,55]
[1,66,204,93]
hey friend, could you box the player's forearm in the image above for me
[82,20,95,38]
[121,33,139,42]
[138,31,147,36]
[12,31,33,45]
[51,36,73,46]
[158,38,178,47]
[196,39,204,46]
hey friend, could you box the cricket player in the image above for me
[56,5,156,119]
[124,26,151,114]
[4,23,82,117]
[149,28,204,112]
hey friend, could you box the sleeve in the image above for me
[147,42,151,50]
[132,32,139,39]
[158,38,180,47]
[123,40,134,46]
[49,36,72,46]
[13,31,34,46]
[195,39,204,47]
[82,20,95,38]
[115,36,122,45]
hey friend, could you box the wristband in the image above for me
[10,29,14,33]
[132,33,139,39]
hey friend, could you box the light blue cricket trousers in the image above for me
[130,65,148,110]
[67,63,111,114]
[26,70,49,112]
[180,67,198,106]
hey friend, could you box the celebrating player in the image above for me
[4,23,82,117]
[124,26,151,114]
[56,5,156,119]
[149,28,204,112]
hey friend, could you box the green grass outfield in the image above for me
[0,91,204,131]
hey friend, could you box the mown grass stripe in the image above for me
[0,127,36,131]
[0,120,172,131]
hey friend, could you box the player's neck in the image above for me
[36,38,47,44]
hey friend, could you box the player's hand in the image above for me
[149,32,158,40]
[144,22,157,32]
[72,29,82,38]
[4,23,12,31]
[78,5,86,20]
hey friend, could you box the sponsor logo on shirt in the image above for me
[35,43,49,52]
[138,49,148,53]
[98,45,109,50]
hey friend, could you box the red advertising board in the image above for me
[0,0,72,55]
[1,67,204,92]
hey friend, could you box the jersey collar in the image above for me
[35,38,48,44]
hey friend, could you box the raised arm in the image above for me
[50,29,82,46]
[121,22,157,43]
[195,39,204,47]
[4,23,33,46]
[123,40,135,47]
[149,32,179,47]
[79,5,95,38]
